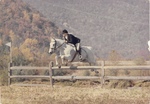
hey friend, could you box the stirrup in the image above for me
[79,55,82,60]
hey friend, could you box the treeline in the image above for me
[0,0,61,68]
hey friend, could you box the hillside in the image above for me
[23,0,149,59]
[0,0,60,67]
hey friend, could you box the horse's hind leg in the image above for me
[88,62,99,73]
[88,62,95,71]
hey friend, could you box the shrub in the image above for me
[108,50,121,65]
[108,70,118,76]
[53,70,69,76]
[82,70,90,76]
[0,70,8,85]
[134,57,146,65]
[106,80,133,88]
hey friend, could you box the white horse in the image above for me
[49,38,96,66]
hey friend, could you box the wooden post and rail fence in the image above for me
[8,61,150,87]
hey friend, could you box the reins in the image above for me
[54,39,65,51]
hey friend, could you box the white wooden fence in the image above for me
[8,61,150,87]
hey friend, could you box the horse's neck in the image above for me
[56,39,65,46]
[56,39,66,52]
[55,39,62,43]
[56,39,75,52]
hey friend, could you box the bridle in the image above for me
[52,39,65,51]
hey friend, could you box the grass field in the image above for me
[1,85,150,104]
[1,61,150,104]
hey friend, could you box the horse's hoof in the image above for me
[95,71,99,74]
[58,65,61,68]
[91,69,94,72]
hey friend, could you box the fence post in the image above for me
[8,63,12,86]
[101,61,105,87]
[49,61,54,87]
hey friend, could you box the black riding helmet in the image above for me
[62,29,68,34]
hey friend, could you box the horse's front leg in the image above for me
[60,55,65,65]
[55,55,60,66]
[61,55,72,66]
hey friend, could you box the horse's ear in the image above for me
[52,36,56,40]
[49,37,53,40]
[49,36,55,41]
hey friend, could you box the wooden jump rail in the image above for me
[8,61,150,87]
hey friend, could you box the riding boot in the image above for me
[79,55,82,60]
[75,45,82,61]
[78,49,82,61]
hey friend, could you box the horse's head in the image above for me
[49,38,65,54]
[49,38,56,54]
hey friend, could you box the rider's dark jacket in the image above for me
[64,34,80,45]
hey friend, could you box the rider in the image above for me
[62,29,82,60]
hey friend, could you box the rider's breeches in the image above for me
[75,43,81,55]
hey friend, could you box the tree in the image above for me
[19,38,39,62]
[108,50,121,65]
[23,10,30,22]
[32,13,40,22]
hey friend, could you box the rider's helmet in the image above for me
[62,29,68,34]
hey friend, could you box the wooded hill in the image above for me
[23,0,149,59]
[0,0,60,68]
[0,0,149,70]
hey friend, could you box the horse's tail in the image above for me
[82,46,97,65]
[94,52,100,59]
[85,47,100,64]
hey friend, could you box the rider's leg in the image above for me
[76,43,79,51]
[76,43,82,60]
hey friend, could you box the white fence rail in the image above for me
[8,61,150,87]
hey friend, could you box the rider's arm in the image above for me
[67,34,74,43]
[64,35,68,43]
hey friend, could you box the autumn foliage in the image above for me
[0,0,60,66]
